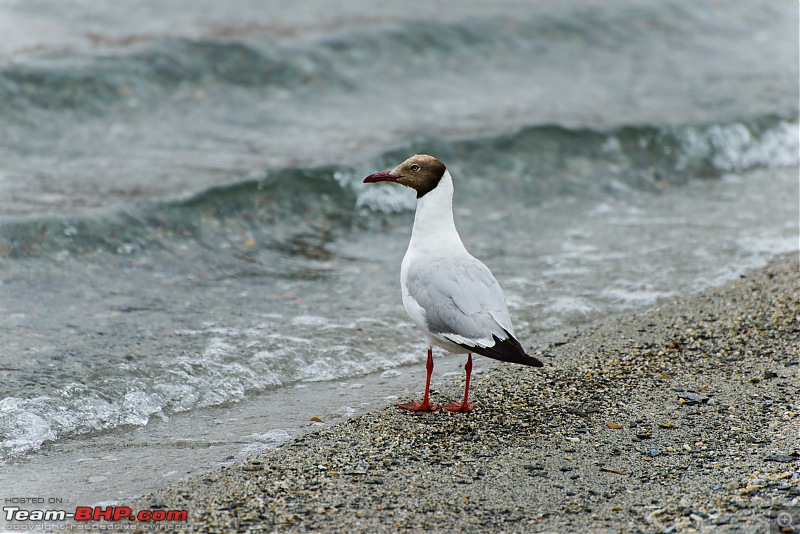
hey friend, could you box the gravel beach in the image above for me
[130,253,799,533]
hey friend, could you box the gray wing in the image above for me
[405,255,514,346]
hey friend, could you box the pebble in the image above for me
[765,453,800,463]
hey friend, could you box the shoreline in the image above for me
[129,253,799,533]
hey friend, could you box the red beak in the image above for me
[363,170,397,183]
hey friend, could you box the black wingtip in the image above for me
[487,335,544,367]
[525,353,545,368]
[460,331,543,367]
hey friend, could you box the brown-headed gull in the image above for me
[363,154,542,413]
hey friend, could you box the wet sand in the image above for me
[130,253,799,533]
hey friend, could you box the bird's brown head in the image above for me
[363,154,447,198]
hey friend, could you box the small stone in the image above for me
[678,393,709,406]
[598,467,628,475]
[523,464,545,471]
[345,469,368,476]
[606,422,622,429]
[740,485,761,495]
[763,370,778,380]
[649,448,660,458]
[765,453,800,463]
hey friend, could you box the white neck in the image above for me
[409,170,465,251]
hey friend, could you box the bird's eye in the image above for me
[410,164,420,172]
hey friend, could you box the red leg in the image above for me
[397,347,438,411]
[443,353,475,413]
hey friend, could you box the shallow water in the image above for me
[0,0,797,505]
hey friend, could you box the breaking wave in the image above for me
[3,114,796,258]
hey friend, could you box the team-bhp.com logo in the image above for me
[4,505,188,522]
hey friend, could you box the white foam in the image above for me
[601,287,676,306]
[678,120,799,173]
[0,398,57,460]
[356,184,416,213]
[290,314,329,326]
[546,296,595,315]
